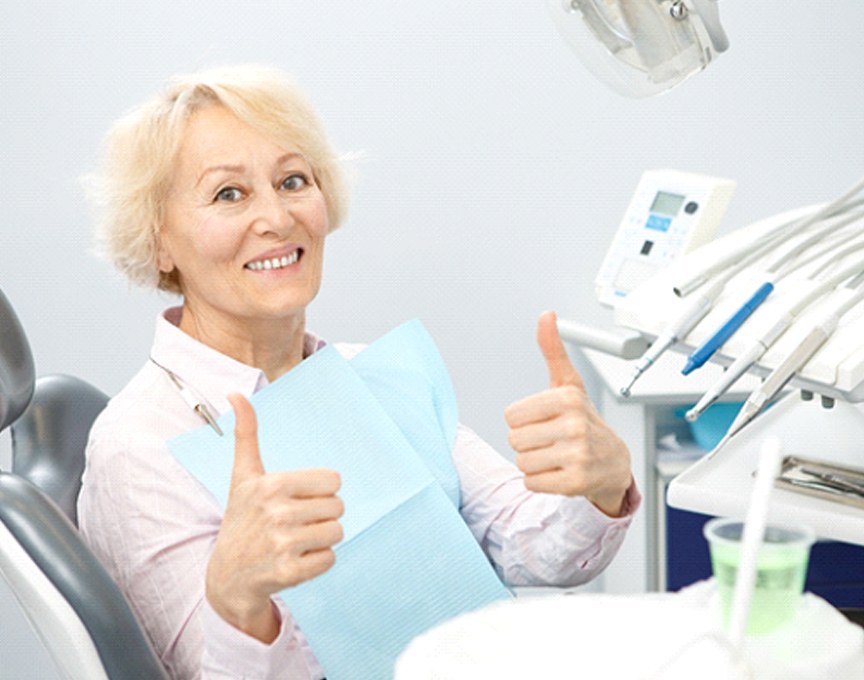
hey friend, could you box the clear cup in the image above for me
[703,517,815,635]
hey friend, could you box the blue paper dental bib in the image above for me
[170,321,511,679]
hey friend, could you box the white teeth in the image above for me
[246,250,300,271]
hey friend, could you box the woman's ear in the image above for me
[155,230,175,274]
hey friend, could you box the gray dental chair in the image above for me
[0,288,169,679]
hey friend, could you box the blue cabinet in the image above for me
[665,504,864,608]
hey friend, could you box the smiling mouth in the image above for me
[245,249,302,271]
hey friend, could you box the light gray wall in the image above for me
[3,3,863,456]
[1,3,864,677]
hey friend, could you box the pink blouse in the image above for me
[78,308,640,679]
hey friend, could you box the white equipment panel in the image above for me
[596,169,735,307]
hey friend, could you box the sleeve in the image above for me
[200,600,316,679]
[78,428,320,680]
[452,424,641,587]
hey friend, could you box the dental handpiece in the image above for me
[723,323,835,440]
[680,281,774,376]
[723,288,864,440]
[620,280,723,396]
[684,314,791,421]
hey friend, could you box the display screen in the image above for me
[650,191,686,217]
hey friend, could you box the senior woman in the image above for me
[78,64,640,679]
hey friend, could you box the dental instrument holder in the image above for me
[613,204,864,405]
[556,319,648,360]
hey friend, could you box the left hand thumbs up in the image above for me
[504,311,633,517]
[537,310,585,390]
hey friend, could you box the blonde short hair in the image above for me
[89,65,348,293]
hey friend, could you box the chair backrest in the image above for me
[0,288,35,432]
[0,473,169,680]
[11,374,109,526]
[0,288,169,679]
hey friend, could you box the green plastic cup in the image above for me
[703,518,815,635]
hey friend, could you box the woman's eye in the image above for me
[215,186,243,202]
[281,174,309,191]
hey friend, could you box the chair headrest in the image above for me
[0,289,36,431]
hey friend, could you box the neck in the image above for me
[178,304,307,382]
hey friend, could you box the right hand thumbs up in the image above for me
[227,392,267,484]
[206,393,344,643]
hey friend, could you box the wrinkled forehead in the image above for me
[169,105,312,187]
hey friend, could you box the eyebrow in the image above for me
[195,153,308,187]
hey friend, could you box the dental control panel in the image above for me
[596,169,736,307]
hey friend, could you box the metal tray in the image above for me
[775,455,864,510]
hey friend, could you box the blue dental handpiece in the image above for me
[681,281,775,376]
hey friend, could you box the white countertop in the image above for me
[668,394,864,546]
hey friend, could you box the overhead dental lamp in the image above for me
[548,0,729,98]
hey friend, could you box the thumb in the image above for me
[537,311,585,390]
[227,393,265,486]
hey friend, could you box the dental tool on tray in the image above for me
[776,456,864,508]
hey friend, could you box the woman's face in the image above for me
[158,105,329,331]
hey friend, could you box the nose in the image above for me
[252,186,295,236]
